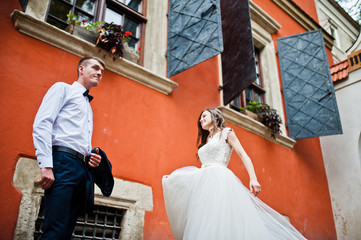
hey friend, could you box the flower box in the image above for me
[66,23,99,44]
[243,109,261,122]
[122,43,139,64]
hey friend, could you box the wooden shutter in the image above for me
[220,0,256,105]
[277,30,342,139]
[167,0,223,77]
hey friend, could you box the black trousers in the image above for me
[41,151,87,240]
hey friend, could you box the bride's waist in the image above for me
[201,162,227,168]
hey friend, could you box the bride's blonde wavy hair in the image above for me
[197,108,226,150]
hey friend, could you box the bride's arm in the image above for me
[227,130,261,196]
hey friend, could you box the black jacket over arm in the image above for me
[84,147,114,213]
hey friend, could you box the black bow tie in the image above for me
[83,90,94,102]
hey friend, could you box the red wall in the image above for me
[0,0,336,240]
[293,0,319,22]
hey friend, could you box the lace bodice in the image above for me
[198,128,233,167]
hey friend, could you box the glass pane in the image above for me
[245,88,253,101]
[74,9,94,22]
[124,17,139,48]
[254,66,261,85]
[254,48,262,86]
[124,16,138,37]
[254,63,261,85]
[46,16,68,30]
[125,0,142,12]
[104,8,123,25]
[254,91,262,103]
[75,0,96,14]
[49,0,72,22]
[127,37,138,48]
[232,96,241,108]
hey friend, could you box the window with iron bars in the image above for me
[230,47,265,110]
[34,197,126,240]
[46,0,146,50]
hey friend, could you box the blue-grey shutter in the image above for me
[167,0,223,77]
[220,0,256,105]
[277,29,342,139]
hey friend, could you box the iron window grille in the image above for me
[34,197,126,240]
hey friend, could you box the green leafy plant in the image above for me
[240,101,282,138]
[96,22,132,59]
[242,101,263,113]
[66,11,104,32]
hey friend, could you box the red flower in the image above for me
[82,19,88,23]
[138,47,141,50]
[124,31,132,37]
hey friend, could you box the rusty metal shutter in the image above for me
[167,0,224,77]
[277,30,342,139]
[220,0,256,105]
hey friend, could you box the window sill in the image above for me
[219,106,296,149]
[11,10,178,95]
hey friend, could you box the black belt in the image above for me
[52,146,89,163]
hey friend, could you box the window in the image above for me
[34,197,126,240]
[230,48,265,110]
[46,0,146,49]
[330,24,340,49]
[46,0,98,30]
[102,0,146,49]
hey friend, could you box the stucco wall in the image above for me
[0,0,338,239]
[315,0,360,62]
[320,68,361,240]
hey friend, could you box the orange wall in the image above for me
[0,1,336,240]
[253,0,319,24]
[293,0,319,22]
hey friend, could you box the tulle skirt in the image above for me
[162,164,307,240]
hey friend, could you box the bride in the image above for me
[162,108,307,240]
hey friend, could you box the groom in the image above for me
[33,56,105,239]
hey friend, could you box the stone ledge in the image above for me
[94,178,153,211]
[250,0,281,34]
[219,106,296,149]
[11,10,178,95]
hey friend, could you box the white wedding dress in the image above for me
[162,128,307,240]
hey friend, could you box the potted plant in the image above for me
[96,22,139,63]
[257,104,283,138]
[65,12,140,63]
[240,101,262,121]
[123,43,141,64]
[241,101,282,138]
[66,12,104,44]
